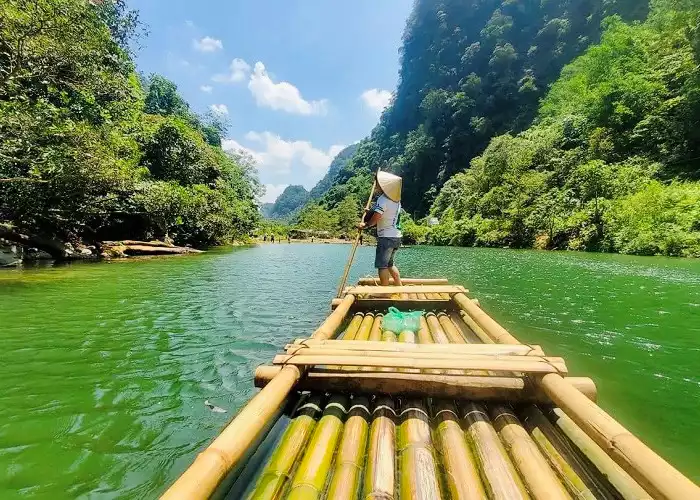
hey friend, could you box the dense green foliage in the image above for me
[429,2,700,256]
[264,185,309,221]
[0,0,260,249]
[314,0,648,217]
[310,0,700,257]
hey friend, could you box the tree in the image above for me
[334,195,360,236]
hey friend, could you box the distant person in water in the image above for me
[359,171,403,286]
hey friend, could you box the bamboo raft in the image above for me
[163,279,700,500]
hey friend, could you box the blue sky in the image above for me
[129,0,414,202]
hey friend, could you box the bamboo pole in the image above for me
[254,367,597,402]
[460,402,530,500]
[325,396,372,500]
[313,295,355,340]
[364,397,396,500]
[433,401,487,500]
[286,395,349,500]
[536,375,700,500]
[448,310,483,344]
[489,405,571,500]
[425,313,450,344]
[341,313,373,370]
[273,353,567,374]
[547,407,651,499]
[357,278,449,285]
[346,285,465,295]
[520,405,615,500]
[368,315,383,341]
[288,339,544,356]
[416,292,427,299]
[161,365,302,499]
[437,313,467,344]
[397,399,443,500]
[278,348,566,369]
[341,313,364,341]
[459,310,495,344]
[454,292,699,499]
[452,293,520,344]
[354,313,375,341]
[247,395,324,500]
[417,315,433,344]
[418,317,486,499]
[336,175,378,297]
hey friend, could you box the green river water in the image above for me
[0,244,699,498]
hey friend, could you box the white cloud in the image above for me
[193,36,223,52]
[213,58,251,83]
[223,131,344,187]
[200,85,213,93]
[361,88,392,114]
[209,104,229,115]
[248,62,328,115]
[260,184,289,204]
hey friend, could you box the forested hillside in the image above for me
[309,0,700,256]
[264,185,309,221]
[0,0,260,254]
[430,1,700,256]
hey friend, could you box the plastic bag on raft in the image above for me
[382,307,424,333]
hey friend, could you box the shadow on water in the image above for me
[0,244,698,497]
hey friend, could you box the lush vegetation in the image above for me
[428,2,700,256]
[0,0,260,251]
[263,185,309,221]
[310,0,700,257]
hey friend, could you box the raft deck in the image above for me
[163,279,699,500]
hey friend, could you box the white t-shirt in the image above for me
[373,194,402,238]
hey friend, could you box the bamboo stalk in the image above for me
[280,347,565,368]
[433,401,487,500]
[397,399,443,500]
[547,407,651,499]
[460,402,530,500]
[520,405,615,500]
[452,293,520,345]
[418,319,486,499]
[288,339,543,356]
[380,330,397,372]
[357,278,449,285]
[254,367,597,402]
[368,315,383,341]
[272,353,567,374]
[346,285,465,295]
[454,292,698,499]
[247,395,324,500]
[313,294,355,340]
[364,397,396,500]
[355,313,375,341]
[448,310,483,344]
[408,293,419,299]
[416,316,433,344]
[341,313,373,370]
[425,313,450,344]
[416,292,428,300]
[437,313,467,344]
[286,395,349,500]
[162,365,302,499]
[341,313,365,341]
[537,374,700,500]
[325,397,372,500]
[489,405,571,500]
[459,310,495,344]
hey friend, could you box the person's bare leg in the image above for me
[389,265,402,286]
[378,268,392,285]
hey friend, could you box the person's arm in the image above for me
[359,196,385,229]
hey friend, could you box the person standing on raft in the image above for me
[359,171,403,286]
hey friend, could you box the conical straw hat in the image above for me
[377,171,402,202]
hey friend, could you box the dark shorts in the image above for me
[375,237,402,269]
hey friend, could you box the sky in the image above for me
[128,0,414,202]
